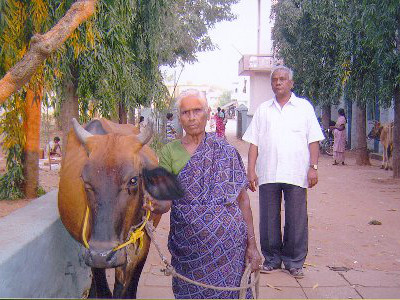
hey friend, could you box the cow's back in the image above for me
[58,119,142,242]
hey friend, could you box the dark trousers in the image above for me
[259,183,308,270]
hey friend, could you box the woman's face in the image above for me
[179,96,210,136]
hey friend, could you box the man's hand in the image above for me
[307,168,318,188]
[247,169,258,192]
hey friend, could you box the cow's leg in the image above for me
[382,146,387,169]
[119,259,147,299]
[113,266,125,299]
[385,146,390,170]
[88,268,112,298]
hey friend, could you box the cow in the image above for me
[368,121,394,170]
[58,118,182,298]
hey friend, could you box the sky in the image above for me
[165,0,270,90]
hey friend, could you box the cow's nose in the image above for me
[84,240,126,268]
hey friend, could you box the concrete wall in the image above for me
[0,190,91,298]
[248,73,273,115]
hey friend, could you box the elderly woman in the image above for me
[147,89,262,299]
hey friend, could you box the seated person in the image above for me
[47,137,62,158]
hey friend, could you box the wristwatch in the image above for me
[310,164,318,170]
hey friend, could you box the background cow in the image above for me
[368,121,394,170]
[58,118,182,298]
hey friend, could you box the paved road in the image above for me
[129,119,400,299]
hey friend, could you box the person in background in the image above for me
[209,112,216,131]
[330,108,347,165]
[147,89,262,299]
[138,116,145,132]
[165,112,177,142]
[243,66,324,279]
[215,107,226,138]
[48,136,62,157]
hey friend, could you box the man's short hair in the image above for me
[271,66,294,81]
[176,89,208,114]
[54,137,60,142]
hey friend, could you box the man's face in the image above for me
[271,69,294,98]
[179,96,210,136]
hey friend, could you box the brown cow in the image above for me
[58,118,182,298]
[368,121,394,170]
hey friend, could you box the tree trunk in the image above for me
[60,77,79,157]
[355,104,371,165]
[393,87,400,178]
[119,101,127,124]
[128,107,136,125]
[321,104,331,129]
[23,87,43,198]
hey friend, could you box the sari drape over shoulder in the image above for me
[168,133,250,299]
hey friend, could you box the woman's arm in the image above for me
[237,188,263,271]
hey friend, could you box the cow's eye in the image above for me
[129,177,138,186]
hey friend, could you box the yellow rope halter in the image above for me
[82,201,151,252]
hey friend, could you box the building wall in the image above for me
[0,190,91,298]
[248,72,274,115]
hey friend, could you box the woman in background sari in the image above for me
[331,108,347,165]
[215,107,226,138]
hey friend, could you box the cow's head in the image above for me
[368,121,382,140]
[72,119,182,268]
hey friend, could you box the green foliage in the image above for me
[37,186,47,197]
[46,0,240,121]
[360,0,400,107]
[218,91,232,107]
[149,133,165,157]
[159,0,239,66]
[0,0,52,200]
[272,0,343,106]
[0,93,26,200]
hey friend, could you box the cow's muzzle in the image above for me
[84,241,126,268]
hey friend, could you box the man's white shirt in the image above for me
[242,93,324,188]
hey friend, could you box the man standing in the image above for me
[242,66,324,278]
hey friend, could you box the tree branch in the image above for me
[0,0,97,104]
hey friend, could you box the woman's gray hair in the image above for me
[271,66,294,81]
[175,89,209,113]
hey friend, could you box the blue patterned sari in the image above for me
[168,133,250,299]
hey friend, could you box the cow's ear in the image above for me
[142,167,184,200]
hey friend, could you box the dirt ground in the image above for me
[230,133,400,273]
[1,120,400,274]
[0,150,60,218]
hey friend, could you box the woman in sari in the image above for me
[215,107,226,138]
[330,108,347,165]
[146,89,262,299]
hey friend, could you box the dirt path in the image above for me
[0,154,60,218]
[226,120,400,272]
[1,119,400,273]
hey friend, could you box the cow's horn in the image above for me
[72,118,93,145]
[137,119,153,145]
